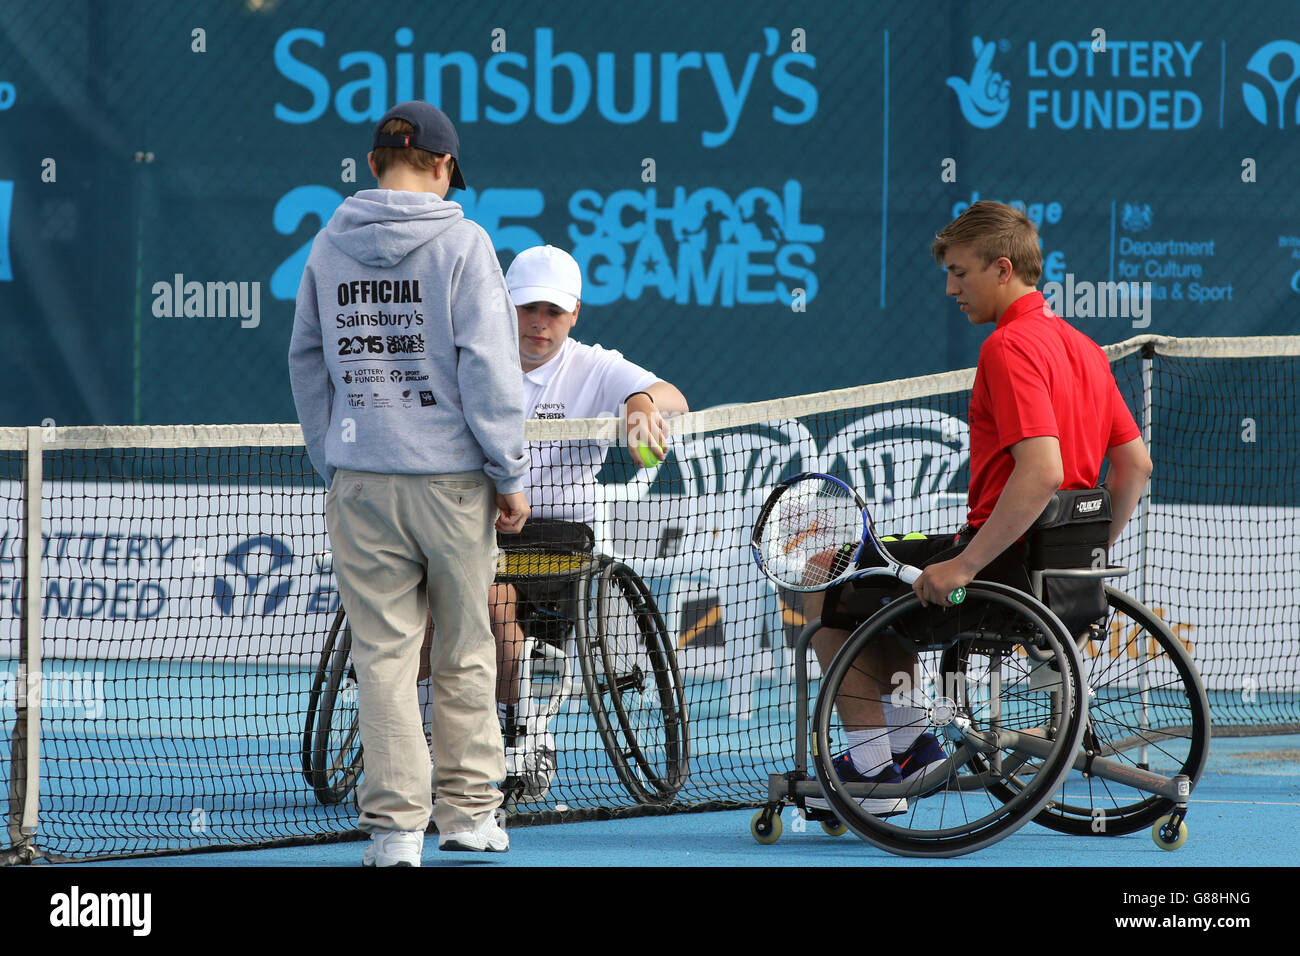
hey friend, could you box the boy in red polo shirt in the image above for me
[804,201,1152,816]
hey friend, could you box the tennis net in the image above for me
[2,333,1296,862]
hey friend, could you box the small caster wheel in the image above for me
[1151,814,1188,851]
[751,808,782,845]
[820,817,848,837]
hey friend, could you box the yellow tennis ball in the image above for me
[635,442,661,466]
[901,532,927,540]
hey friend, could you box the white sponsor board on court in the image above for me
[0,481,336,663]
[0,483,1295,695]
[635,499,1299,696]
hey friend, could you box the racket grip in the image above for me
[897,566,966,605]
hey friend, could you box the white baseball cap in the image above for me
[505,245,582,313]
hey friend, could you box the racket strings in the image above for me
[761,482,862,588]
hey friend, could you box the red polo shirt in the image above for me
[966,291,1140,527]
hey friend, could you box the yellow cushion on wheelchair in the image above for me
[496,551,595,578]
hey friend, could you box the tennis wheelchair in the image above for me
[751,489,1211,857]
[300,519,690,810]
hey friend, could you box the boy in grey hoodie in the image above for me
[289,101,528,864]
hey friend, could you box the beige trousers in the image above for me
[326,468,505,834]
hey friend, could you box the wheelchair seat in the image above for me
[496,518,599,650]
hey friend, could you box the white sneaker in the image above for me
[362,829,424,867]
[521,742,558,801]
[506,735,557,803]
[438,813,510,852]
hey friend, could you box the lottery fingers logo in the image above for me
[947,36,1011,128]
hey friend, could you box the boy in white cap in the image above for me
[496,244,688,796]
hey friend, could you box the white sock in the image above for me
[885,685,927,754]
[884,703,926,754]
[844,731,893,776]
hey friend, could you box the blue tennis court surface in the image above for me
[15,666,817,858]
[10,656,1295,865]
[56,733,1296,868]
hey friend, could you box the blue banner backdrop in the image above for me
[0,0,1296,426]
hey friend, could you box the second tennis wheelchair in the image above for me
[750,483,1210,857]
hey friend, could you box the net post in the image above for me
[5,426,43,863]
[1136,343,1155,767]
[1136,341,1155,608]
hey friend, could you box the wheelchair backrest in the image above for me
[1026,488,1111,571]
[498,517,595,556]
[1027,488,1113,635]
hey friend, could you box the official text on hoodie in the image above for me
[288,189,526,493]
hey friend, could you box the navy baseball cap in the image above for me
[372,101,467,190]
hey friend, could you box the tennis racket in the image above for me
[751,472,966,604]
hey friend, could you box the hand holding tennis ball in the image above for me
[634,441,663,467]
[625,392,666,468]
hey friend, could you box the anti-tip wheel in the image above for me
[1151,814,1188,851]
[751,809,782,845]
[820,817,849,837]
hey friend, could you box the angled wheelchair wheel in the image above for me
[578,561,689,804]
[302,604,347,785]
[301,611,334,786]
[1004,585,1210,837]
[813,582,1086,857]
[303,607,364,805]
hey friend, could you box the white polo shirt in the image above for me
[523,338,658,523]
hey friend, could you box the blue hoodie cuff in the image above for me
[494,476,524,496]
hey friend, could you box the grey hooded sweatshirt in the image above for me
[288,189,526,493]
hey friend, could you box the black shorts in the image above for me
[819,530,1031,632]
